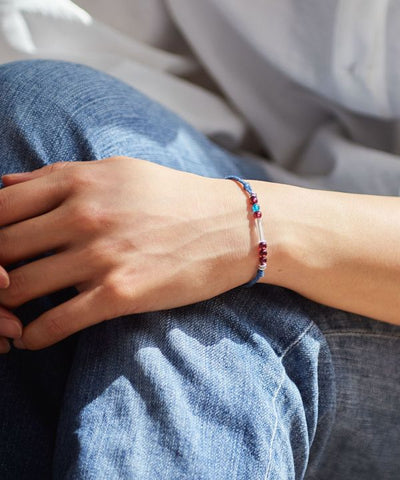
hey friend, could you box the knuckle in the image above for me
[66,168,94,192]
[103,275,135,309]
[85,241,114,269]
[93,275,141,319]
[47,162,69,174]
[68,202,107,233]
[54,161,71,169]
[105,278,129,301]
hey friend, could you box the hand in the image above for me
[0,157,252,351]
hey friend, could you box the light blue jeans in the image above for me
[0,60,399,480]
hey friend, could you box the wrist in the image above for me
[249,180,338,292]
[214,177,300,289]
[245,179,308,288]
[214,177,259,287]
[188,175,258,293]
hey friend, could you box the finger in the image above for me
[0,312,22,339]
[14,286,108,350]
[2,172,36,186]
[0,248,92,309]
[0,267,9,288]
[0,207,69,267]
[2,161,75,186]
[0,337,10,354]
[0,170,70,227]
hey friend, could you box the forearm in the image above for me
[220,178,400,325]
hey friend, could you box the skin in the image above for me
[0,156,398,352]
[251,179,400,324]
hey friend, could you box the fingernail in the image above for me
[0,337,10,353]
[0,319,22,338]
[13,337,26,350]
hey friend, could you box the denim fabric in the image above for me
[0,60,399,480]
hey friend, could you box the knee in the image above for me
[0,60,123,170]
[0,59,184,173]
[0,59,101,93]
[0,60,105,120]
[0,58,176,145]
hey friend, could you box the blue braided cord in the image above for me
[224,175,254,195]
[244,268,265,288]
[224,175,265,288]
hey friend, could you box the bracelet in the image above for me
[225,175,267,287]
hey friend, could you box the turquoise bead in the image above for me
[252,204,260,212]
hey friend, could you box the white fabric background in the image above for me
[1,0,400,195]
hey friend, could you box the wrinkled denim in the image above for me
[0,60,399,480]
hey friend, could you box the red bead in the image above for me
[253,211,262,218]
[259,248,267,255]
[259,241,267,248]
[250,195,258,204]
[259,256,267,263]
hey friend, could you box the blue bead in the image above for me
[252,204,260,212]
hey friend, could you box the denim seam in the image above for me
[263,321,314,480]
[323,331,400,339]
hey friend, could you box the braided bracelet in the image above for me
[225,176,267,287]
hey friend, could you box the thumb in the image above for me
[2,161,75,186]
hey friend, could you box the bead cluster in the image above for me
[225,175,268,287]
[249,193,268,271]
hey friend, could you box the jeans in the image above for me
[0,60,399,480]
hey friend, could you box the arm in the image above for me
[221,178,400,325]
[0,157,398,353]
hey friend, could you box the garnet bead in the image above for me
[259,241,267,248]
[250,195,258,204]
[253,211,262,218]
[259,248,267,256]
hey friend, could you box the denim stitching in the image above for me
[323,331,400,339]
[264,321,314,480]
[280,322,315,359]
[263,365,286,480]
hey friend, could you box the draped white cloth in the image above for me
[1,0,400,195]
